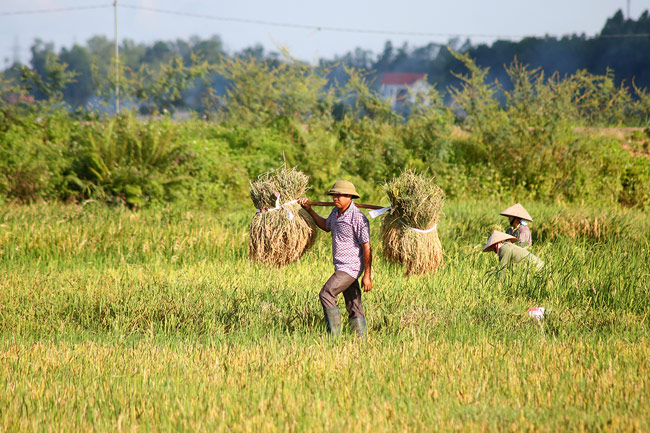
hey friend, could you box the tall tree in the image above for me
[60,44,94,107]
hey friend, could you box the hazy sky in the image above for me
[1,0,648,66]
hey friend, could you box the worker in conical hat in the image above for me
[500,203,533,247]
[483,230,544,271]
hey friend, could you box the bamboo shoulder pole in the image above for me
[307,201,385,210]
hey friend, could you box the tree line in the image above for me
[336,10,650,95]
[1,9,649,113]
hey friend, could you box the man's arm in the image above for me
[361,242,372,292]
[298,198,329,232]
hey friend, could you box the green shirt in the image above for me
[498,242,544,271]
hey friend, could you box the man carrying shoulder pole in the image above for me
[298,180,372,338]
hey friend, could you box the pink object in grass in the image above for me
[527,306,546,321]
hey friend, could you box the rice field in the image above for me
[0,200,649,432]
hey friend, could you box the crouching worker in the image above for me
[298,180,372,338]
[483,230,545,271]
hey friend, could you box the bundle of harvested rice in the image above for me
[380,171,445,275]
[249,166,317,266]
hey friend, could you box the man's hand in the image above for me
[360,242,372,292]
[361,273,372,292]
[298,198,328,232]
[298,198,312,212]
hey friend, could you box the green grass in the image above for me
[1,201,649,432]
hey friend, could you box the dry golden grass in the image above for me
[381,171,445,275]
[1,201,649,432]
[248,167,317,267]
[382,214,444,275]
[536,212,634,242]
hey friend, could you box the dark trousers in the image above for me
[319,271,365,319]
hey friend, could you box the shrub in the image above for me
[215,54,334,127]
[72,113,187,207]
[0,110,75,202]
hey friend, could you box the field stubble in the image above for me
[0,201,648,432]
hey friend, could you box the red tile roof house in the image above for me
[380,73,430,109]
[5,93,35,105]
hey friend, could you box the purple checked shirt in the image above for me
[325,202,371,279]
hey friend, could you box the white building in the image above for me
[380,73,430,109]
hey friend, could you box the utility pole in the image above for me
[12,35,20,65]
[114,0,120,114]
[627,0,631,19]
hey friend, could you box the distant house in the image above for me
[5,92,34,105]
[380,73,430,109]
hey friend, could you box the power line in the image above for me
[118,4,650,41]
[0,4,111,16]
[1,3,649,41]
[118,4,548,40]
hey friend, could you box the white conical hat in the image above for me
[500,203,533,221]
[483,230,517,252]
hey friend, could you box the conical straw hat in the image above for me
[500,203,533,221]
[483,230,517,252]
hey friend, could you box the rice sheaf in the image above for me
[381,171,445,275]
[248,167,317,267]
